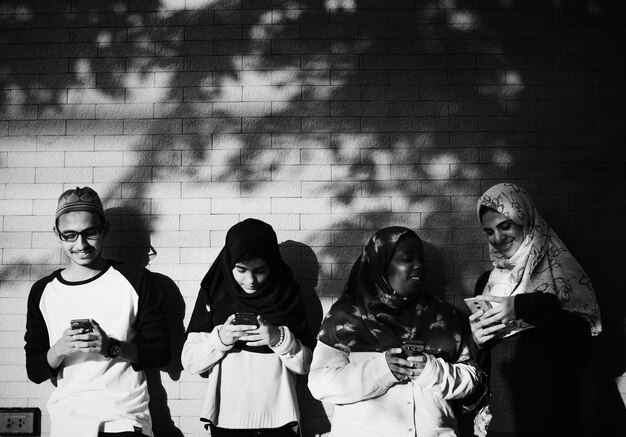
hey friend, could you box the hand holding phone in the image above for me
[217,313,260,346]
[468,296,514,348]
[464,297,494,315]
[386,346,427,382]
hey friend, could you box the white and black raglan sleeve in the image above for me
[117,264,171,370]
[24,274,58,384]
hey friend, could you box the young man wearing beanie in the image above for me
[24,187,171,437]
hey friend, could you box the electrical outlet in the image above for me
[0,408,40,436]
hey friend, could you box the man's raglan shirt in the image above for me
[24,262,170,437]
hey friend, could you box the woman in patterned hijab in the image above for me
[318,226,469,358]
[476,182,601,336]
[471,183,601,437]
[309,227,482,437]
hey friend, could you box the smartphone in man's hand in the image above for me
[70,319,94,334]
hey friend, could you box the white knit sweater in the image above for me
[182,325,311,429]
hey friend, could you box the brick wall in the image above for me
[1,1,625,436]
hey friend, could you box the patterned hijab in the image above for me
[478,183,602,336]
[186,218,315,352]
[318,227,468,363]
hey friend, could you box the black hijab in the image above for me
[318,226,467,362]
[186,218,315,353]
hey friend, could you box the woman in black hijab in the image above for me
[308,227,481,437]
[182,219,314,437]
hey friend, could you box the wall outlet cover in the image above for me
[0,408,40,436]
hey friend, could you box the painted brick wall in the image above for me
[1,1,625,436]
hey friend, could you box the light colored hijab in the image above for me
[478,183,602,336]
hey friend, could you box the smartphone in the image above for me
[464,297,494,315]
[233,312,259,327]
[401,340,425,357]
[70,319,94,334]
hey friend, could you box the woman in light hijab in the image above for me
[182,219,315,436]
[470,183,601,437]
[308,227,482,437]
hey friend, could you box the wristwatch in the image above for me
[105,337,122,359]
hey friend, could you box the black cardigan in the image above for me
[471,271,592,437]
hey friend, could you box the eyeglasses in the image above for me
[58,227,103,243]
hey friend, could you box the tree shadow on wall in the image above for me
[1,0,623,298]
[280,240,330,437]
[105,206,186,437]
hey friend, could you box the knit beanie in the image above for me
[55,186,105,222]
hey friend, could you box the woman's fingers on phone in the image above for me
[481,306,498,319]
[469,311,484,323]
[473,323,506,344]
[407,356,426,372]
[389,358,424,381]
[385,348,408,376]
[387,354,413,368]
[483,323,507,334]
[397,357,413,368]
[471,315,491,332]
[407,355,426,364]
[231,326,244,336]
[389,364,411,380]
[486,295,505,303]
[480,310,505,326]
[478,333,495,343]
